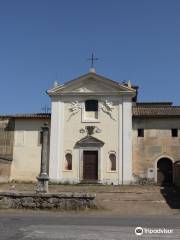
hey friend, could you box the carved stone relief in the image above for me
[79,126,102,135]
[85,126,95,135]
[101,100,115,120]
[79,128,85,133]
[68,101,81,121]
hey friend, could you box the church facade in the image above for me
[1,71,180,186]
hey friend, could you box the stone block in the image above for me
[171,146,180,154]
[148,146,162,156]
[0,197,13,209]
[0,192,96,210]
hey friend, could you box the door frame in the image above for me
[83,150,98,180]
[79,147,102,182]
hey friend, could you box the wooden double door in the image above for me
[83,151,98,180]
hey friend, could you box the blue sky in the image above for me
[0,0,180,114]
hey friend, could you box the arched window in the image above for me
[65,153,72,170]
[109,153,116,171]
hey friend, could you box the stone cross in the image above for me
[37,123,49,193]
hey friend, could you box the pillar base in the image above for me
[36,174,49,193]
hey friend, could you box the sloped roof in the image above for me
[0,113,51,119]
[135,102,173,107]
[133,105,180,118]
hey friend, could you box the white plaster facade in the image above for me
[10,119,50,182]
[48,72,135,185]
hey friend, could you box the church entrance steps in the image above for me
[79,180,102,185]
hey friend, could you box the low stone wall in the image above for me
[0,191,96,210]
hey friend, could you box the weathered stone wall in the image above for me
[0,192,96,209]
[132,117,180,183]
[0,159,11,182]
[0,118,15,161]
[0,118,15,182]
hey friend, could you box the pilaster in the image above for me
[49,97,64,181]
[122,98,133,184]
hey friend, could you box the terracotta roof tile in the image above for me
[135,102,172,107]
[0,113,51,119]
[133,106,180,118]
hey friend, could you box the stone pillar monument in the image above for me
[37,123,49,193]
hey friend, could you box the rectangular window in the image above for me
[138,129,144,137]
[85,100,98,111]
[172,129,178,137]
[83,99,99,121]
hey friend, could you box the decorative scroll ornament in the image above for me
[101,100,115,120]
[68,101,81,121]
[79,127,101,134]
[79,128,85,133]
[95,127,102,133]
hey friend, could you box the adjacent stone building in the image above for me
[0,70,180,186]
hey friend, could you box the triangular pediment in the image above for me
[75,135,104,148]
[47,72,136,96]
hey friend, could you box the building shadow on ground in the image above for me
[160,186,180,209]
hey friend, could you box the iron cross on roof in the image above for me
[88,53,98,68]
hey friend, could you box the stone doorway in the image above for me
[83,151,98,180]
[157,158,173,186]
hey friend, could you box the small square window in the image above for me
[172,129,178,137]
[85,100,98,112]
[83,99,99,121]
[138,129,144,137]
